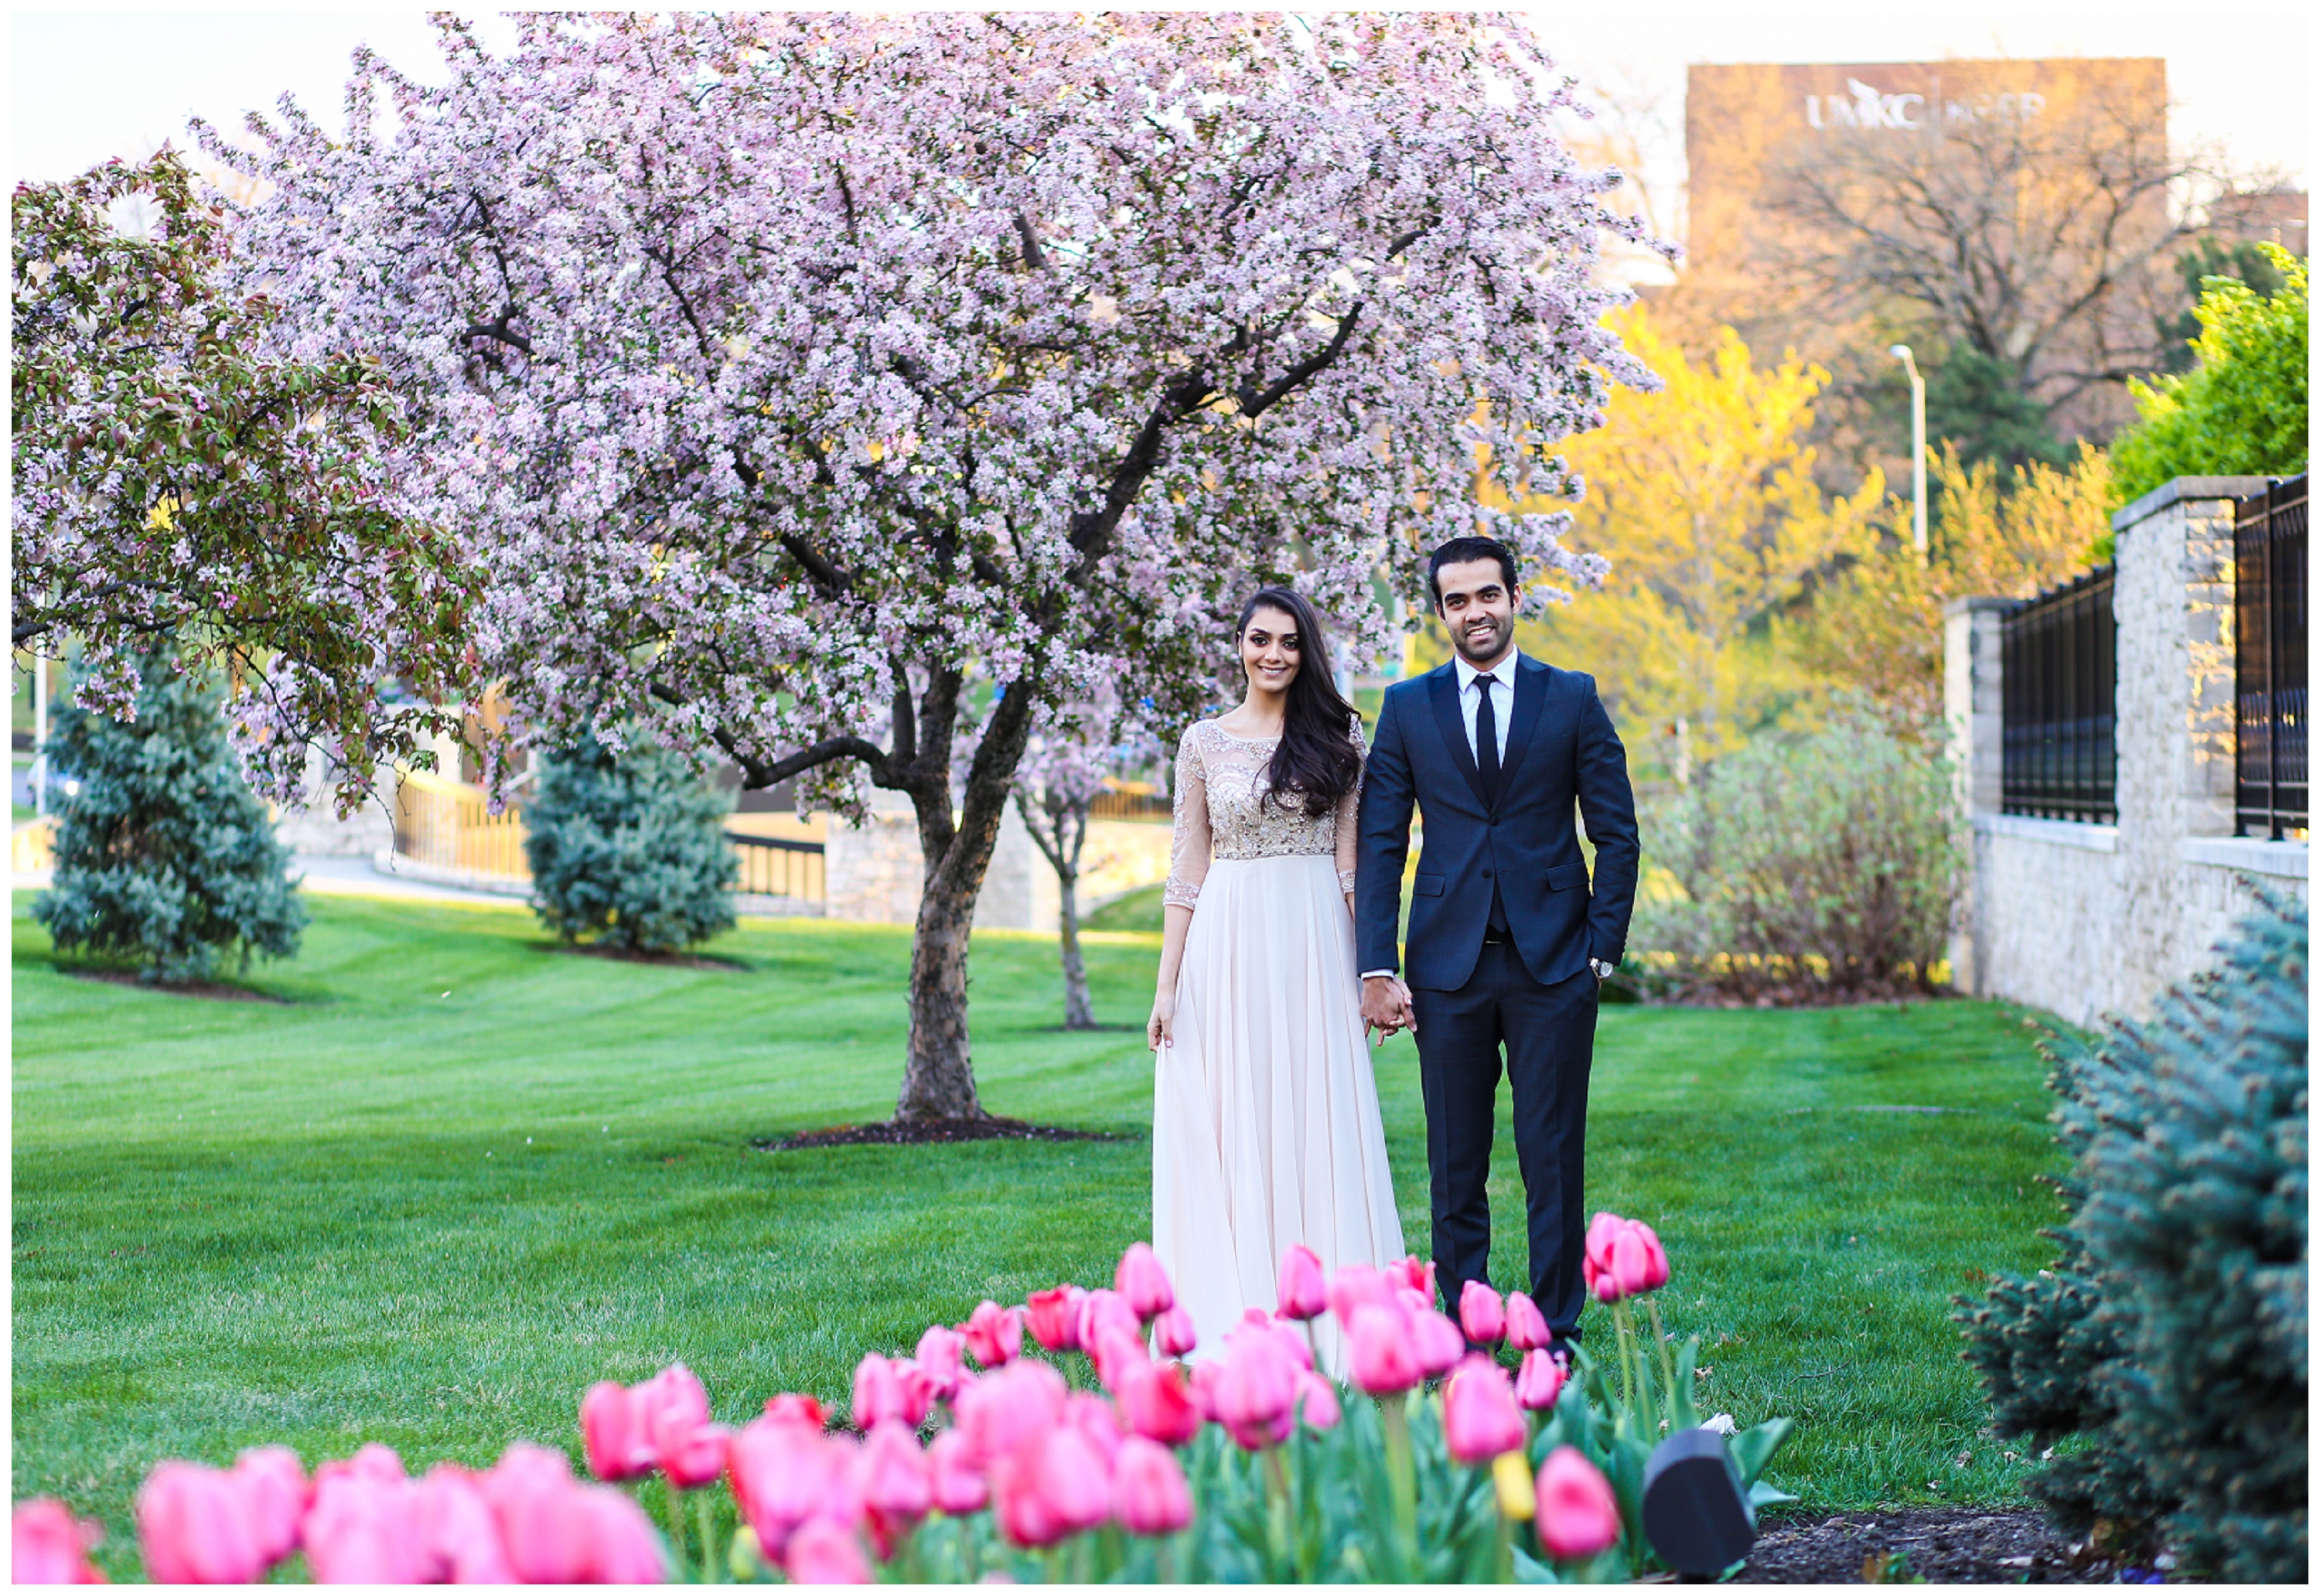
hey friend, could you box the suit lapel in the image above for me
[1492,653,1551,802]
[1426,663,1488,808]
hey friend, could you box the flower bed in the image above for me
[12,1218,1792,1584]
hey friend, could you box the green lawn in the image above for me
[12,891,2069,1574]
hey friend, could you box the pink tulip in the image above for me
[1326,1263,1395,1325]
[1257,1311,1316,1371]
[851,1354,912,1431]
[764,1393,827,1429]
[785,1516,872,1584]
[661,1421,732,1491]
[856,1423,931,1526]
[579,1380,656,1481]
[992,1427,1113,1548]
[303,1470,428,1584]
[1187,1359,1224,1420]
[1609,1227,1653,1301]
[1211,1324,1300,1449]
[1413,1309,1468,1376]
[728,1415,846,1560]
[1068,1390,1125,1465]
[415,1465,514,1585]
[1387,1254,1438,1301]
[1536,1445,1622,1561]
[1504,1291,1552,1352]
[230,1444,307,1564]
[1111,1437,1192,1536]
[479,1444,585,1584]
[1296,1371,1343,1431]
[1459,1281,1506,1345]
[926,1430,989,1516]
[1347,1303,1423,1394]
[1151,1306,1199,1358]
[1442,1357,1528,1463]
[573,1485,667,1583]
[1089,1323,1151,1393]
[137,1461,266,1584]
[1024,1285,1084,1352]
[1633,1221,1671,1291]
[1114,1242,1177,1319]
[1585,1212,1625,1276]
[954,1359,1069,1468]
[1115,1358,1203,1445]
[12,1498,104,1585]
[636,1363,713,1461]
[914,1324,967,1400]
[1276,1243,1329,1320]
[960,1300,1024,1369]
[1516,1348,1568,1411]
[1076,1287,1140,1353]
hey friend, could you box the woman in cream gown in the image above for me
[1146,588,1406,1373]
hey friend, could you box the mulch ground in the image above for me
[1735,1507,2156,1584]
[756,1115,1131,1151]
[61,967,288,1004]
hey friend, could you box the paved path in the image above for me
[12,853,531,911]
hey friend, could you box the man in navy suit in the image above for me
[1356,535,1640,1345]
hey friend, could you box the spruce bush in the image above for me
[523,733,735,954]
[32,653,306,983]
[1959,892,2308,1579]
[1629,705,1961,999]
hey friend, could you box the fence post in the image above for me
[1944,597,2011,995]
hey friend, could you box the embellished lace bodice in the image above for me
[1162,718,1365,909]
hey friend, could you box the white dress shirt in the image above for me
[1453,650,1520,766]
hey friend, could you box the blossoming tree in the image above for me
[10,155,479,806]
[208,11,1656,1121]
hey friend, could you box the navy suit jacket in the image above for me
[1356,653,1640,992]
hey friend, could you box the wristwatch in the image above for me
[1589,959,1615,983]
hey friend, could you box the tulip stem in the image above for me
[1610,1301,1636,1416]
[1263,1444,1293,1577]
[661,1483,688,1583]
[1495,1499,1516,1584]
[1644,1295,1678,1417]
[696,1492,718,1584]
[1380,1391,1419,1580]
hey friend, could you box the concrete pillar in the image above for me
[1943,597,2011,994]
[2109,476,2270,999]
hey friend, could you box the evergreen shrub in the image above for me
[1627,705,1960,1000]
[32,653,306,983]
[1958,892,2308,1580]
[523,733,735,954]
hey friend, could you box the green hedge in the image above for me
[1958,892,2308,1579]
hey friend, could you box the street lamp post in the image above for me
[1889,344,1927,563]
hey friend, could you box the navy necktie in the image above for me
[1473,672,1500,806]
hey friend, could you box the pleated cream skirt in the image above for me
[1151,853,1407,1375]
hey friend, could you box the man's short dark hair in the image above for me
[1428,536,1520,612]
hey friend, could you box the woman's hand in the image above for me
[1147,992,1175,1052]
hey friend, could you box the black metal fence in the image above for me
[728,833,825,902]
[2003,565,2118,823]
[2235,476,2308,838]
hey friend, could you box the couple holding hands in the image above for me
[1145,534,1640,1371]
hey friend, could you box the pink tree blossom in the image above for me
[203,11,1656,1120]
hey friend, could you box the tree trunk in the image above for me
[1058,876,1094,1029]
[890,672,1039,1123]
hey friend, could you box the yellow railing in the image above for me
[394,769,531,879]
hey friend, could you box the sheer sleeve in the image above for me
[1335,714,1366,896]
[1162,726,1212,910]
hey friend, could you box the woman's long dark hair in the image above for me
[1236,587,1363,818]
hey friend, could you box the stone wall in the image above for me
[1947,476,2308,1028]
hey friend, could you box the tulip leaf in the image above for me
[1731,1417,1796,1485]
[1512,1543,1565,1584]
[1670,1337,1701,1433]
[1749,1478,1801,1509]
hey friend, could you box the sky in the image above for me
[8,4,2311,209]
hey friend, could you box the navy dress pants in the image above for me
[1409,945,1598,1342]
